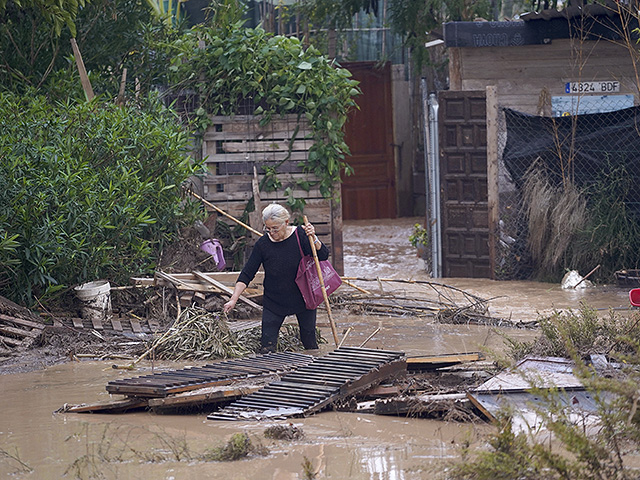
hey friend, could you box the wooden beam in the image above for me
[486,85,499,280]
[66,397,148,414]
[193,271,262,311]
[406,352,482,371]
[148,384,264,410]
[0,314,44,330]
[0,325,40,338]
[449,47,462,90]
[70,38,95,101]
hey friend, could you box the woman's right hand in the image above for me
[223,298,237,313]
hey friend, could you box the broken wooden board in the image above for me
[192,270,261,310]
[0,312,45,353]
[147,379,272,412]
[105,351,314,397]
[373,393,470,416]
[208,347,407,421]
[62,397,148,414]
[65,378,275,414]
[406,352,483,371]
[131,271,264,294]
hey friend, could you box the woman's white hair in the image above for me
[262,203,290,224]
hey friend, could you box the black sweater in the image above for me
[237,226,330,315]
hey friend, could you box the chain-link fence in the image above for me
[495,97,640,282]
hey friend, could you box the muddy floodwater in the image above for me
[1,218,635,479]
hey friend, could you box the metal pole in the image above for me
[420,79,431,273]
[428,93,441,277]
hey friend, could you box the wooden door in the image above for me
[341,62,396,220]
[438,91,491,278]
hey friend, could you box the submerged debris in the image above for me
[202,433,268,461]
[264,424,305,440]
[333,277,525,327]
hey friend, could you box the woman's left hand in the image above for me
[303,223,315,237]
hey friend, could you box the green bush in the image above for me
[166,23,360,199]
[0,91,202,304]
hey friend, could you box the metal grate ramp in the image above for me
[105,352,313,397]
[208,346,406,421]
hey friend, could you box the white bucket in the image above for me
[74,280,112,322]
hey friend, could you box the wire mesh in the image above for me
[495,97,640,281]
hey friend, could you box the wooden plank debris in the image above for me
[63,397,148,414]
[105,351,314,397]
[373,393,470,416]
[147,381,269,412]
[193,270,261,311]
[0,309,45,354]
[407,352,483,371]
[466,356,599,431]
[130,271,264,308]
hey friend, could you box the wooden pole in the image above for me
[187,190,263,237]
[116,68,127,106]
[303,215,339,346]
[572,264,601,289]
[70,38,94,101]
[486,85,499,280]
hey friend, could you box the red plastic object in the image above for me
[629,289,640,307]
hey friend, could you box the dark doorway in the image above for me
[341,62,396,220]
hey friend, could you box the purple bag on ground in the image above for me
[294,231,341,310]
[200,239,226,271]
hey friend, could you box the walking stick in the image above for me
[303,216,340,346]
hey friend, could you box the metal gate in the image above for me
[438,91,491,278]
[341,62,396,220]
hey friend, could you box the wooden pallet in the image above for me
[51,315,156,334]
[198,115,343,274]
[105,351,315,397]
[208,347,407,421]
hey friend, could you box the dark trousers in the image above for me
[261,307,318,352]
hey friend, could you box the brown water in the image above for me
[0,217,634,479]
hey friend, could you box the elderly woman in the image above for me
[223,203,329,353]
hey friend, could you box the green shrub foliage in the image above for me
[167,23,360,198]
[0,91,202,304]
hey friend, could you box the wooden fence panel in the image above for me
[200,115,343,274]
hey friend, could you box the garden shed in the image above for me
[433,1,640,280]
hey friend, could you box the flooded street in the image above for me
[1,217,635,479]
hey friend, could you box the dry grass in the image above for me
[153,306,323,360]
[523,163,587,276]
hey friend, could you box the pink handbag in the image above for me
[294,230,341,310]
